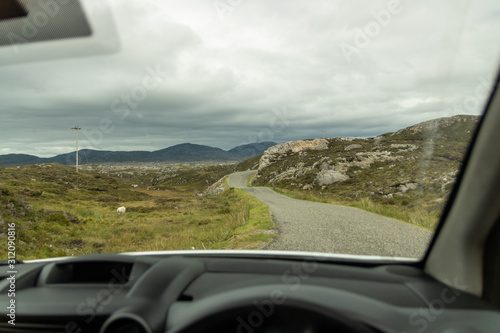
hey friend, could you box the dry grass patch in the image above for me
[0,165,274,260]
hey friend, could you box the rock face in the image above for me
[257,147,402,187]
[345,144,363,151]
[399,183,418,194]
[204,177,226,195]
[335,151,401,173]
[259,139,328,170]
[316,170,349,185]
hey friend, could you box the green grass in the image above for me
[223,175,230,188]
[246,172,256,187]
[210,189,275,249]
[350,197,439,230]
[234,155,261,172]
[0,164,274,260]
[272,187,439,230]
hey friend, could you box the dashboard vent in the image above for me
[41,261,133,285]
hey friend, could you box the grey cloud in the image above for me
[0,0,498,157]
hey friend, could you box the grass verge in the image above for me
[210,188,275,249]
[272,187,438,230]
[246,172,256,187]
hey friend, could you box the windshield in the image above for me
[1,0,499,261]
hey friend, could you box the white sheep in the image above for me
[117,206,126,214]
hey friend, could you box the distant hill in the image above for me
[0,142,277,167]
[228,142,276,159]
[0,154,43,166]
[153,143,236,162]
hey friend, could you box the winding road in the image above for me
[228,171,433,258]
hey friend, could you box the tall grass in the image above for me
[352,197,439,230]
[273,188,438,230]
[0,165,274,260]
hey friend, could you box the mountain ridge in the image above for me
[0,142,277,167]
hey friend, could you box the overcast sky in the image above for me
[0,0,499,157]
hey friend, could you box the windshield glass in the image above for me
[1,0,499,260]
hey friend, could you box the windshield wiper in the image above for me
[0,259,24,266]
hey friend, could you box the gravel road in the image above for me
[228,171,433,258]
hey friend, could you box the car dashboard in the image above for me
[0,251,499,333]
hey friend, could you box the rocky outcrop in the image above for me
[203,177,226,195]
[389,144,417,152]
[316,170,349,185]
[259,139,328,170]
[258,149,406,187]
[345,144,363,151]
[253,115,478,201]
[398,182,418,194]
[335,151,401,173]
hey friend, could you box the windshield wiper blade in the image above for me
[0,259,24,266]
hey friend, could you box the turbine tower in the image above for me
[71,126,81,172]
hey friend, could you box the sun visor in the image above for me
[0,0,120,66]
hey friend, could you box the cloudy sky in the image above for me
[0,0,499,157]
